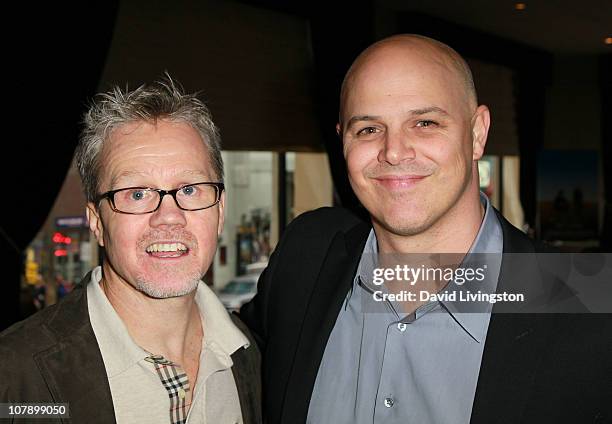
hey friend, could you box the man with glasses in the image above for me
[0,76,261,424]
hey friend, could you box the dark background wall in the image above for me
[1,3,118,329]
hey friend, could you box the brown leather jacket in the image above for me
[0,274,262,424]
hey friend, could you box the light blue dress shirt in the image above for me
[307,193,503,424]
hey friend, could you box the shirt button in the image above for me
[384,397,395,408]
[397,323,407,332]
[178,388,186,399]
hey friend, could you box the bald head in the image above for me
[339,34,477,125]
[338,34,491,250]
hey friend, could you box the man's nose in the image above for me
[149,193,187,227]
[377,128,416,165]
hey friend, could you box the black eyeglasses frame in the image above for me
[95,182,225,215]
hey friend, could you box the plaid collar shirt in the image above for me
[87,266,250,424]
[146,354,191,424]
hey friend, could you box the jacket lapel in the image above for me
[470,310,554,422]
[281,222,370,423]
[34,280,116,423]
[230,314,262,424]
[471,212,553,423]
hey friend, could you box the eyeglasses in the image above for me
[96,182,225,215]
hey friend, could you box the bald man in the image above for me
[241,35,611,424]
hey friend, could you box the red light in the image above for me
[54,249,68,257]
[52,232,72,244]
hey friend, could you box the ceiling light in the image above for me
[605,37,612,45]
[515,3,527,11]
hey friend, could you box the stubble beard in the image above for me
[134,228,204,298]
[134,271,203,299]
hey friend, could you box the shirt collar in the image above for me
[353,192,504,342]
[440,192,503,342]
[87,266,249,377]
[87,266,147,377]
[194,282,250,360]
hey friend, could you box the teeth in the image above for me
[146,242,188,253]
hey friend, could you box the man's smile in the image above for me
[145,241,190,258]
[371,174,429,190]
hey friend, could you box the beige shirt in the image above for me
[87,266,249,424]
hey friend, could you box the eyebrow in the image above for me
[345,115,381,129]
[110,171,145,188]
[344,106,450,129]
[410,106,450,117]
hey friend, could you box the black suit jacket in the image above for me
[240,207,612,424]
[0,274,262,424]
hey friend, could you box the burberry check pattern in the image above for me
[146,354,191,424]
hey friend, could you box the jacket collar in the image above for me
[230,314,262,424]
[34,273,116,423]
[470,210,553,423]
[278,208,555,424]
[281,219,371,423]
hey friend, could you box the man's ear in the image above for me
[217,190,226,238]
[471,105,490,161]
[86,202,105,247]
